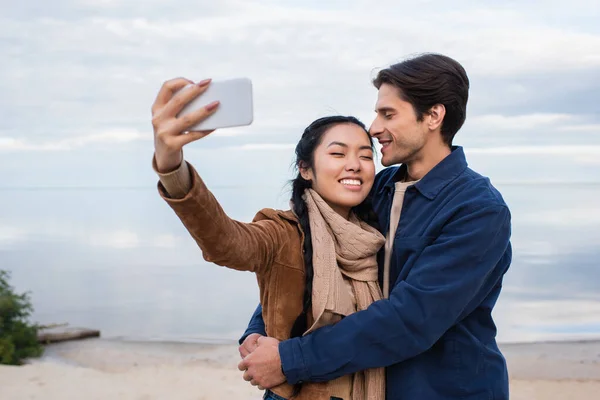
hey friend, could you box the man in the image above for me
[238,53,512,400]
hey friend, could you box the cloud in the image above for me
[469,113,577,131]
[2,0,599,146]
[1,0,599,187]
[88,229,140,249]
[152,234,179,249]
[574,155,600,166]
[557,124,600,133]
[223,143,296,151]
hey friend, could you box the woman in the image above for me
[151,77,385,400]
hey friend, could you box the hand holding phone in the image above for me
[177,77,254,131]
[151,77,254,173]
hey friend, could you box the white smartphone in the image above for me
[177,77,254,131]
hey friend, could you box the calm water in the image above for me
[2,182,600,344]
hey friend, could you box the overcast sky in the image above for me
[1,0,599,187]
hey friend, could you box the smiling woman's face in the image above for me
[301,123,375,218]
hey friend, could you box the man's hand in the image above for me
[238,336,286,389]
[238,333,263,358]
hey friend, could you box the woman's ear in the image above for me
[299,162,313,181]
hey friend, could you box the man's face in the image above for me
[369,83,429,167]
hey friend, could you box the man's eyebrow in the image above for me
[375,106,396,113]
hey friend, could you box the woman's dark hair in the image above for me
[287,115,379,396]
[373,53,470,146]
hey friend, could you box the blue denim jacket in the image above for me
[241,147,512,400]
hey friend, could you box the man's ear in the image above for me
[427,104,446,131]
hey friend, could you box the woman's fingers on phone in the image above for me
[173,100,220,133]
[151,77,194,115]
[161,79,212,118]
[151,77,218,151]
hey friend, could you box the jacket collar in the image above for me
[383,146,468,200]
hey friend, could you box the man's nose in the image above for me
[369,119,383,137]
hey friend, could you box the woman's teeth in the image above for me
[340,179,361,186]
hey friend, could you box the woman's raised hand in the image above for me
[151,77,220,172]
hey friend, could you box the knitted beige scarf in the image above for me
[303,189,386,400]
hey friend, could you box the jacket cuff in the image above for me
[279,337,309,384]
[152,153,192,199]
[238,305,267,345]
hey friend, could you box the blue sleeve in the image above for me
[279,204,511,383]
[238,304,266,345]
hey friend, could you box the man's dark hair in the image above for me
[373,53,470,146]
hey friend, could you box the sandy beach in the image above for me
[1,338,599,400]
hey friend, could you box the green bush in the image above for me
[0,270,43,365]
